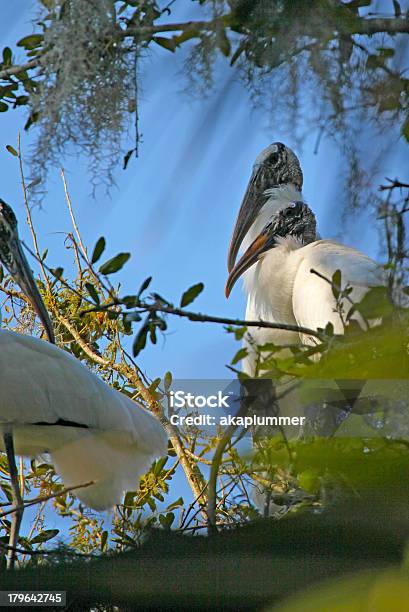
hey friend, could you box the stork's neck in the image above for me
[241,184,304,252]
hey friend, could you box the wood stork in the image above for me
[226,142,384,374]
[225,143,385,515]
[0,199,167,513]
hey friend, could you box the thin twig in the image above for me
[379,178,409,191]
[207,401,249,534]
[0,480,95,520]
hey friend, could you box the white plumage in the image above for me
[0,329,167,510]
[242,237,383,373]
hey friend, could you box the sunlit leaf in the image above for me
[159,512,175,529]
[17,34,43,49]
[30,529,59,544]
[153,36,177,52]
[164,371,172,392]
[5,144,17,157]
[231,347,248,365]
[167,497,184,511]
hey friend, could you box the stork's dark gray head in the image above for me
[225,201,316,298]
[0,198,55,343]
[227,142,303,273]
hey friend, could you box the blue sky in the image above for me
[2,1,406,385]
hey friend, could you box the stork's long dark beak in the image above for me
[225,227,276,298]
[227,166,266,273]
[7,238,55,344]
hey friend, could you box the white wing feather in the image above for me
[292,240,384,338]
[0,330,167,509]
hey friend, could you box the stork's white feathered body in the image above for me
[0,199,167,511]
[242,234,383,373]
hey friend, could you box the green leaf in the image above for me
[99,252,130,275]
[133,325,148,356]
[149,323,157,344]
[27,177,41,190]
[159,512,175,529]
[17,34,43,50]
[174,30,199,45]
[298,469,320,494]
[180,282,204,308]
[393,0,401,17]
[231,347,248,365]
[0,102,8,112]
[324,322,334,336]
[147,497,156,512]
[123,148,135,170]
[24,111,39,130]
[365,55,380,70]
[234,326,247,341]
[85,282,100,305]
[122,295,138,309]
[138,276,152,297]
[149,377,161,394]
[154,456,168,475]
[356,287,393,319]
[331,269,342,299]
[153,36,177,52]
[167,497,184,511]
[100,530,108,552]
[164,371,172,392]
[51,267,63,280]
[91,236,106,264]
[377,47,394,59]
[0,265,4,283]
[378,95,400,112]
[30,529,59,544]
[2,47,12,65]
[5,145,17,157]
[217,29,231,57]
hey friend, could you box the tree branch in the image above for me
[355,16,409,36]
[0,59,40,81]
[82,300,326,341]
[1,14,407,85]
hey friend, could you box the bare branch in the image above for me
[82,300,327,341]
